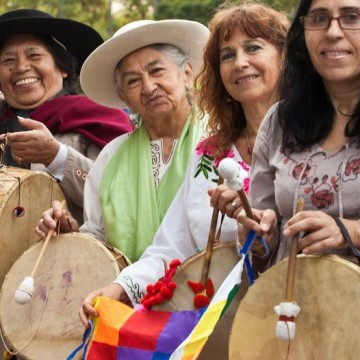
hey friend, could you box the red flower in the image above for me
[196,136,218,156]
[345,158,360,176]
[292,162,312,180]
[311,189,334,209]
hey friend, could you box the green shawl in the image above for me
[99,117,203,262]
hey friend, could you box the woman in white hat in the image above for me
[72,2,289,329]
[0,9,132,224]
[37,19,209,262]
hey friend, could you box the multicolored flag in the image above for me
[170,256,245,359]
[67,257,245,360]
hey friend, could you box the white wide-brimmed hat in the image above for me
[80,19,210,109]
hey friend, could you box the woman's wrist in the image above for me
[352,219,360,249]
[332,218,360,265]
[340,218,360,249]
[356,219,360,249]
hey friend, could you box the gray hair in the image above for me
[114,44,190,94]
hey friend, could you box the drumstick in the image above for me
[274,198,304,341]
[14,200,66,305]
[285,198,304,301]
[200,176,224,285]
[218,158,253,219]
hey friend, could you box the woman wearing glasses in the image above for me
[235,0,360,267]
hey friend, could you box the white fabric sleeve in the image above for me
[80,134,129,242]
[46,143,67,181]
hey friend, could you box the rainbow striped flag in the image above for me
[81,298,206,359]
[67,258,245,360]
[170,256,245,359]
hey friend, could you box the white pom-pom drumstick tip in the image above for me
[15,276,35,304]
[14,199,66,305]
[218,158,240,183]
[274,301,301,340]
[274,199,304,340]
[218,158,248,191]
[218,158,253,218]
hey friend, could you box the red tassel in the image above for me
[168,281,177,290]
[154,281,162,291]
[169,259,181,268]
[161,287,172,299]
[142,299,151,309]
[206,278,214,298]
[139,259,181,310]
[194,294,211,308]
[187,278,215,309]
[155,293,164,303]
[187,280,205,294]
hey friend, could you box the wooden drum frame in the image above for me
[0,232,129,359]
[229,255,360,360]
[0,166,64,287]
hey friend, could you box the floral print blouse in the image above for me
[251,103,360,262]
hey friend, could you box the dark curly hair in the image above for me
[278,0,360,151]
[195,1,289,156]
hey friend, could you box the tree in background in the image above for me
[264,0,299,18]
[0,0,111,39]
[0,0,298,39]
[155,0,222,24]
[111,0,153,32]
[154,0,298,24]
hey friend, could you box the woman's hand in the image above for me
[208,184,243,218]
[283,210,348,254]
[80,283,130,329]
[2,117,60,166]
[35,200,78,238]
[236,208,278,256]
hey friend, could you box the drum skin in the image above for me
[0,166,64,287]
[0,232,125,360]
[156,241,249,360]
[229,255,360,360]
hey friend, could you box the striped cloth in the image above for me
[67,258,245,360]
[170,257,244,359]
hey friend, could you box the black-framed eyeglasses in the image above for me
[300,14,360,30]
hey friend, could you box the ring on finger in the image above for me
[231,200,238,209]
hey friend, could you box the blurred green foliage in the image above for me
[0,0,299,40]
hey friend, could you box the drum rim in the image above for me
[154,240,241,312]
[0,168,65,287]
[229,254,360,359]
[0,231,121,358]
[175,240,237,275]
